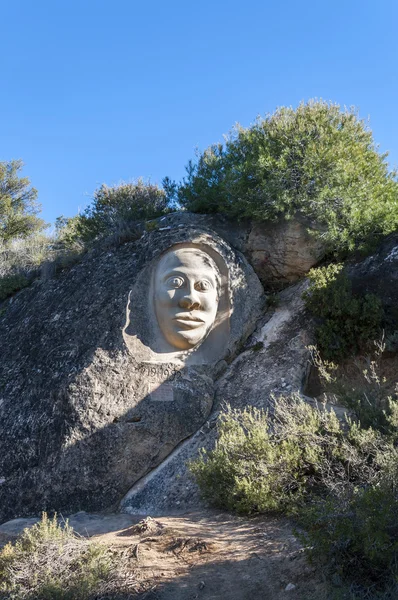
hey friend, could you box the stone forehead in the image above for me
[155,247,220,275]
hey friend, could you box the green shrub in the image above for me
[299,481,398,594]
[54,215,84,250]
[178,100,398,255]
[0,233,86,300]
[303,264,383,360]
[0,513,116,600]
[72,179,170,243]
[310,340,398,437]
[190,393,398,594]
[189,396,393,516]
[0,272,30,300]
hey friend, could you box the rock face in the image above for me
[2,211,396,525]
[143,212,325,289]
[121,281,313,515]
[348,232,398,336]
[246,218,324,289]
[0,217,264,523]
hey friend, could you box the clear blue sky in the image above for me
[1,0,398,226]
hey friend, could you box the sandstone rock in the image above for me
[247,217,325,289]
[0,216,264,523]
[120,281,313,515]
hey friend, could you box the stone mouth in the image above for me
[173,314,206,329]
[173,314,205,323]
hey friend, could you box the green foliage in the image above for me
[299,481,398,594]
[178,100,398,254]
[54,215,83,249]
[189,396,390,516]
[0,160,46,244]
[0,233,84,301]
[190,390,398,594]
[310,341,398,438]
[303,264,383,360]
[0,272,30,300]
[73,179,170,243]
[0,513,115,600]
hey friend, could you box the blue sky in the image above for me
[1,0,398,226]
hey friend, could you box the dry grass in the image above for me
[0,235,85,301]
[0,513,132,600]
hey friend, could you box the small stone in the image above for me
[285,583,296,591]
[199,581,205,590]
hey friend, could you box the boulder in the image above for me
[348,232,398,337]
[246,217,325,289]
[0,216,264,523]
[121,280,313,515]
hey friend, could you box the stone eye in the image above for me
[167,276,184,288]
[195,279,213,292]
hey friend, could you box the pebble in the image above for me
[285,583,296,591]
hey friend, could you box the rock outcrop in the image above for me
[246,218,324,289]
[0,212,332,523]
[120,281,312,515]
[0,217,264,522]
[348,232,398,338]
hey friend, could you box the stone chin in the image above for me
[163,322,212,350]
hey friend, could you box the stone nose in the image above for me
[178,288,201,310]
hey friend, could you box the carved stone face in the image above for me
[154,248,220,350]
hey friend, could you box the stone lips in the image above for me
[0,217,264,523]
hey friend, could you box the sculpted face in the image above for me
[154,248,220,350]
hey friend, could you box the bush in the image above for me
[0,235,50,300]
[189,396,393,516]
[299,483,398,596]
[0,234,85,301]
[0,272,30,300]
[178,100,398,255]
[0,513,116,600]
[310,340,398,437]
[73,179,171,243]
[303,264,383,360]
[190,392,398,594]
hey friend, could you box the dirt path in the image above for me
[95,510,327,600]
[0,509,328,599]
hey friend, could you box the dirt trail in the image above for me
[0,509,328,599]
[94,510,327,600]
